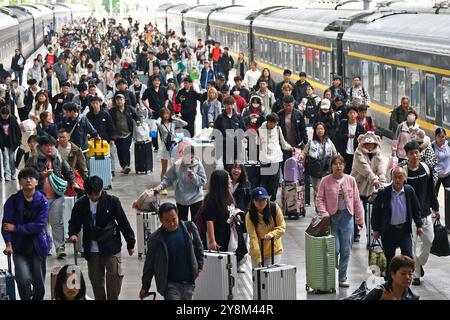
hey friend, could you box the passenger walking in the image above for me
[140,203,203,300]
[347,76,370,107]
[371,166,423,275]
[154,145,206,221]
[316,155,364,287]
[176,77,202,138]
[11,48,26,86]
[389,97,414,136]
[274,69,298,101]
[403,141,439,285]
[234,53,248,80]
[392,109,419,162]
[350,132,385,242]
[2,167,51,300]
[244,62,261,92]
[245,187,286,268]
[294,71,310,101]
[413,129,438,184]
[201,87,221,129]
[69,176,136,300]
[0,107,21,181]
[433,127,450,194]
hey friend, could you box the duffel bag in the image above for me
[87,138,110,158]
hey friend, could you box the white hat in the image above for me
[320,99,331,110]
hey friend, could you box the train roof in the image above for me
[184,5,222,20]
[3,6,33,22]
[166,4,191,14]
[26,4,54,16]
[342,12,450,55]
[20,5,45,19]
[253,8,365,38]
[156,3,176,11]
[50,3,72,13]
[209,6,256,27]
[0,11,19,29]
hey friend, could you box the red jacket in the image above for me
[235,95,247,115]
[172,91,181,114]
[211,47,222,62]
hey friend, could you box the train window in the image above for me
[279,42,284,67]
[294,46,301,74]
[442,79,450,125]
[301,47,306,73]
[265,39,269,63]
[410,70,420,109]
[361,61,369,91]
[314,50,320,81]
[373,63,381,101]
[306,48,313,78]
[321,52,327,83]
[425,75,436,119]
[289,44,294,72]
[396,68,406,106]
[383,65,392,105]
[283,43,288,68]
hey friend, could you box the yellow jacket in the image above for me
[245,203,286,264]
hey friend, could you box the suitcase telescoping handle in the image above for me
[7,252,12,274]
[72,240,78,266]
[260,238,275,267]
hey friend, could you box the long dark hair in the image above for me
[54,264,87,300]
[248,199,273,229]
[227,163,248,186]
[313,121,328,141]
[204,170,234,219]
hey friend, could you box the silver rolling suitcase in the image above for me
[253,238,297,300]
[89,156,112,189]
[136,212,161,259]
[194,251,237,300]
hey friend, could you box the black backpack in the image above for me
[304,96,318,119]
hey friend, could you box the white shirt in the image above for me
[346,123,357,155]
[89,200,99,253]
[244,69,261,89]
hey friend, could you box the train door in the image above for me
[410,69,421,111]
[442,78,450,127]
[396,68,406,107]
[383,65,393,107]
[425,74,436,122]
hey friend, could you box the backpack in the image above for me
[304,96,318,119]
[350,87,368,101]
[366,116,383,139]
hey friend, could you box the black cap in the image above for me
[283,69,292,75]
[299,71,307,77]
[61,81,71,88]
[282,95,295,104]
[183,77,193,83]
[27,78,37,85]
[167,78,175,83]
[116,79,127,85]
[77,83,88,92]
[217,74,225,80]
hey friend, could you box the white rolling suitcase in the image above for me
[63,196,76,240]
[137,212,161,259]
[253,238,297,300]
[194,251,237,300]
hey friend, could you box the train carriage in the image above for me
[51,3,73,33]
[167,4,191,36]
[183,5,221,46]
[342,12,450,137]
[2,6,35,59]
[0,12,20,72]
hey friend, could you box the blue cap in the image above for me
[251,187,270,201]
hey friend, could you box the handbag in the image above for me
[64,170,84,197]
[304,143,330,178]
[368,239,387,278]
[305,215,331,237]
[431,219,450,257]
[135,189,158,212]
[90,221,118,242]
[49,172,68,197]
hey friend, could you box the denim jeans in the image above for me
[164,282,195,300]
[331,209,354,283]
[13,253,46,300]
[14,70,24,86]
[2,147,17,179]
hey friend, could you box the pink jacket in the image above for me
[316,174,364,226]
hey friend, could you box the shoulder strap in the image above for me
[270,202,277,227]
[421,162,430,176]
[350,87,353,97]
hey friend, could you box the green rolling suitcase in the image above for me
[305,233,336,293]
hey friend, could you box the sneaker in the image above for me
[154,148,159,153]
[160,188,168,196]
[353,234,360,243]
[47,252,52,256]
[237,264,246,273]
[11,176,17,181]
[412,278,421,286]
[56,247,66,259]
[124,167,131,174]
[5,177,11,182]
[339,282,350,288]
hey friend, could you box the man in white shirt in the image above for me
[244,62,261,92]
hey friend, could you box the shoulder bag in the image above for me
[304,142,331,178]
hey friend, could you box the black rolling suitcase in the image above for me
[135,141,153,174]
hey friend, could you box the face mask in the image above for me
[407,114,416,123]
[252,103,260,108]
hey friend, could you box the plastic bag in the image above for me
[133,121,150,142]
[147,116,157,139]
[135,189,158,212]
[19,119,37,133]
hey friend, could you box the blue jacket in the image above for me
[1,191,51,261]
[200,68,215,90]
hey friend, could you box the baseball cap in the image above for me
[320,99,331,110]
[115,93,125,100]
[251,187,270,201]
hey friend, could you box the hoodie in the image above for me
[159,158,207,206]
[242,96,267,132]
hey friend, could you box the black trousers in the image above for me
[177,201,203,222]
[381,224,413,277]
[436,175,450,195]
[182,114,196,138]
[116,135,132,168]
[260,162,280,202]
[343,153,354,175]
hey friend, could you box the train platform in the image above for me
[0,58,449,299]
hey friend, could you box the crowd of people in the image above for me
[1,13,449,301]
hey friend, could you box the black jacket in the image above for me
[89,47,101,62]
[51,92,75,126]
[176,88,202,117]
[136,52,148,71]
[61,115,98,152]
[36,123,58,140]
[275,80,298,101]
[295,80,311,101]
[218,53,234,72]
[11,54,26,71]
[141,221,204,296]
[328,85,348,101]
[0,116,21,149]
[109,105,139,135]
[116,89,137,109]
[233,180,252,213]
[214,111,247,137]
[277,108,308,147]
[86,110,116,142]
[68,192,136,260]
[335,119,365,156]
[371,184,423,236]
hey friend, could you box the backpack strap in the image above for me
[421,162,430,176]
[270,202,277,227]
